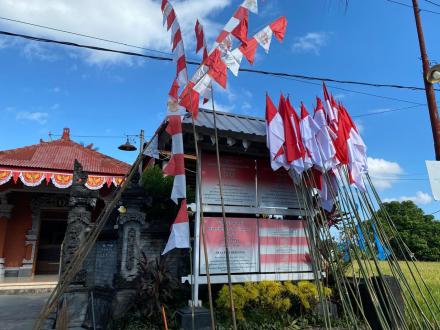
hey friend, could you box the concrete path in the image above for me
[0,294,49,330]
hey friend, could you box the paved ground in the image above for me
[0,294,49,330]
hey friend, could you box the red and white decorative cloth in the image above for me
[161,0,190,254]
[0,168,124,190]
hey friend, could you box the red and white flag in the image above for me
[195,19,209,61]
[314,97,338,171]
[211,0,256,52]
[299,103,323,170]
[287,97,311,173]
[265,93,288,171]
[163,115,187,203]
[238,16,287,65]
[162,199,190,254]
[323,82,338,135]
[338,104,368,191]
[278,95,304,175]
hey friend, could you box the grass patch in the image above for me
[347,261,440,324]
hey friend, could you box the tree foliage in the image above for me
[376,201,440,261]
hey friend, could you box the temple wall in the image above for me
[4,195,31,268]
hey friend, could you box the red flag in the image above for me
[195,20,204,54]
[287,97,309,172]
[205,48,227,88]
[269,16,287,41]
[168,79,179,100]
[231,10,249,43]
[334,105,350,165]
[179,82,200,117]
[278,94,297,163]
[239,38,258,64]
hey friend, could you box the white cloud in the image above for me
[367,157,404,189]
[22,43,59,62]
[0,0,231,64]
[292,32,330,55]
[203,99,234,113]
[383,191,433,205]
[16,111,49,124]
[241,101,252,110]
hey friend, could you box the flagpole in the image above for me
[210,87,238,330]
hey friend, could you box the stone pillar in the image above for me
[57,160,98,329]
[19,199,41,277]
[0,193,12,278]
[62,160,98,283]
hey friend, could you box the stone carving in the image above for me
[61,160,97,282]
[118,173,147,280]
[126,228,136,271]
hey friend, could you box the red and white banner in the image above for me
[199,217,312,275]
[200,217,259,274]
[259,220,312,273]
[257,159,302,209]
[201,153,256,207]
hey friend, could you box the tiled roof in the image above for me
[0,128,130,175]
[183,108,266,137]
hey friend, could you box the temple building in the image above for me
[0,128,130,278]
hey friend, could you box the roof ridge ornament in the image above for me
[61,128,70,141]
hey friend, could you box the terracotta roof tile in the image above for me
[0,128,130,175]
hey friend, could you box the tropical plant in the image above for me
[135,252,179,318]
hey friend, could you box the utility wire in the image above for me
[423,0,440,8]
[280,76,426,106]
[385,0,440,14]
[352,104,424,118]
[0,16,174,57]
[0,29,439,93]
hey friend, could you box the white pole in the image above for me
[193,160,201,306]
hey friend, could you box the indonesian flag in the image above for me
[323,82,338,135]
[339,104,368,191]
[299,103,323,170]
[265,93,288,171]
[314,97,338,171]
[287,97,311,172]
[162,199,190,254]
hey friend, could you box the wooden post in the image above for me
[411,0,440,160]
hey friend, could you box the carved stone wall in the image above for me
[118,208,146,280]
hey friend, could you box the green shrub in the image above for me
[216,280,332,322]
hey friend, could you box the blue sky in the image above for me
[0,0,439,215]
